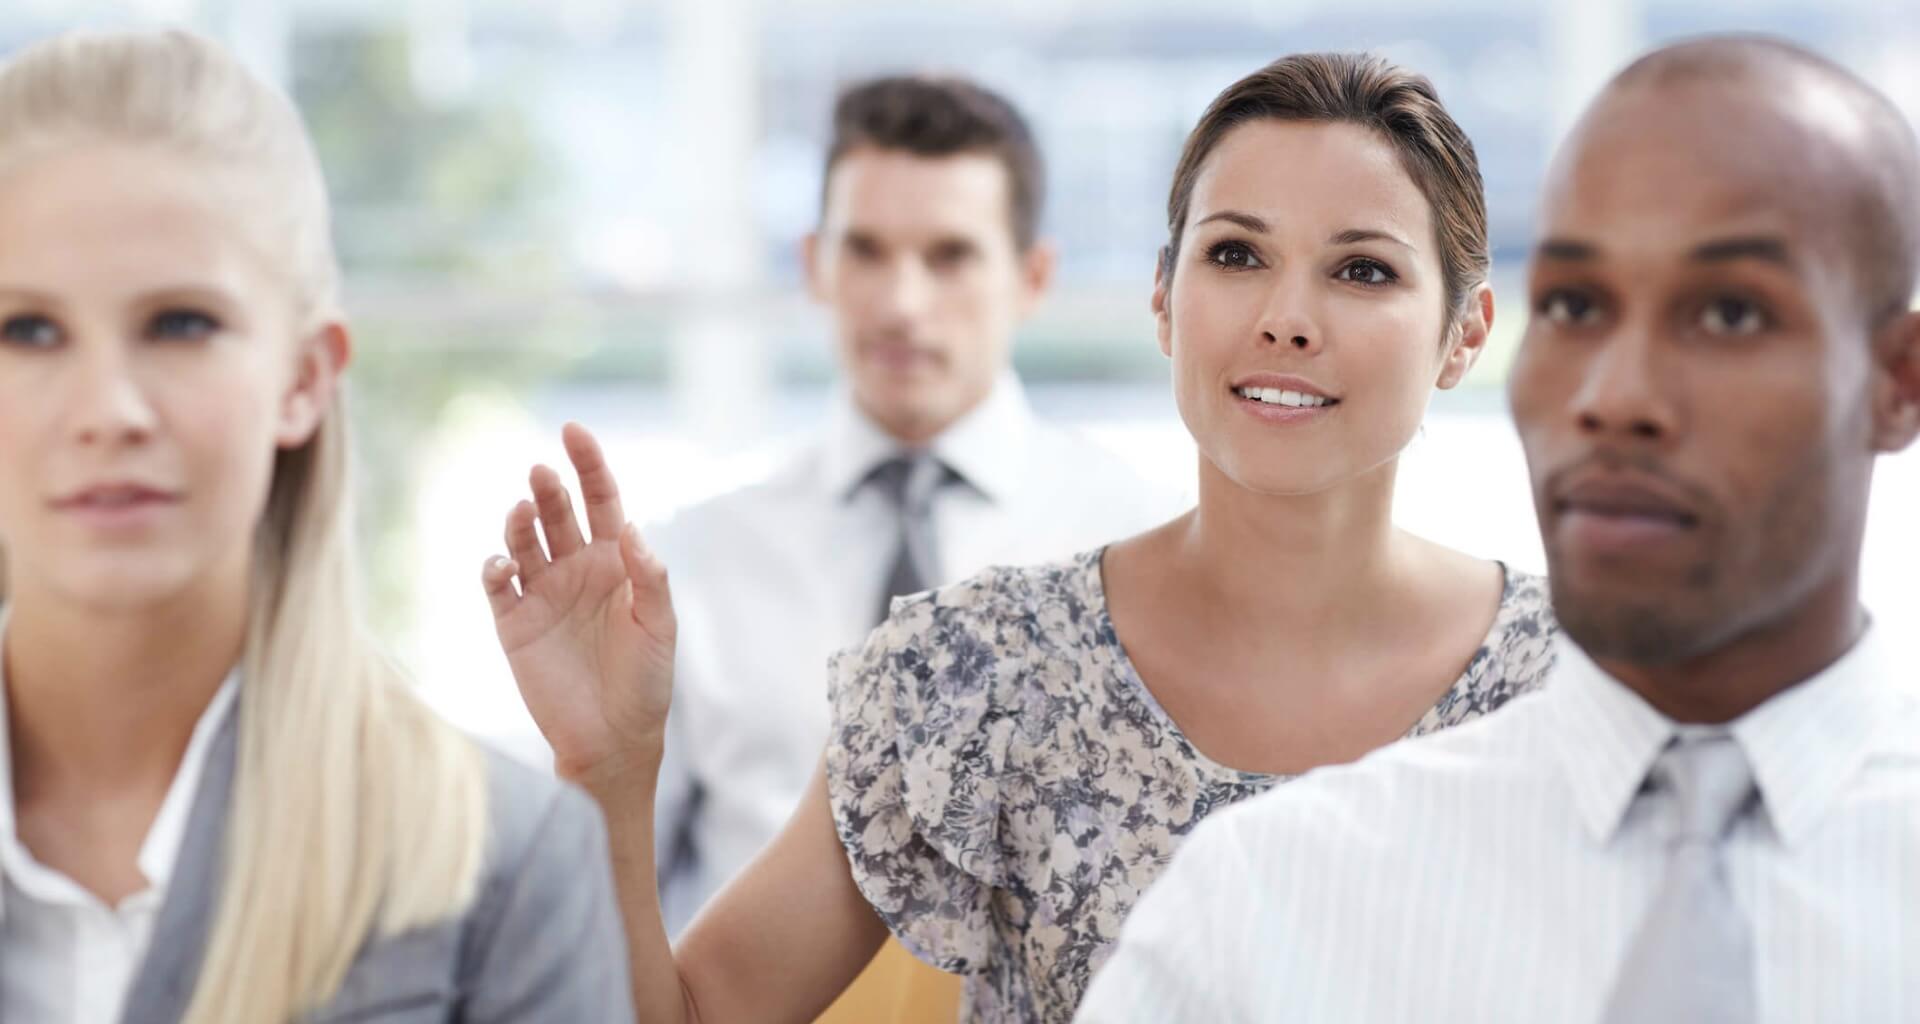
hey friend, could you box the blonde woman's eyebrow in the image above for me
[0,285,65,307]
[130,284,239,307]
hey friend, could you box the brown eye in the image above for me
[1538,289,1600,326]
[1697,296,1770,336]
[927,240,977,272]
[1336,258,1396,286]
[1205,241,1262,270]
[0,313,61,348]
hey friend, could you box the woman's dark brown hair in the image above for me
[825,74,1045,252]
[1162,53,1489,321]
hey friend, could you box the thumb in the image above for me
[619,523,677,641]
[606,567,637,634]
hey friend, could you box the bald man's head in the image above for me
[1600,36,1920,323]
[1508,34,1920,697]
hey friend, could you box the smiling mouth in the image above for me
[1232,386,1338,409]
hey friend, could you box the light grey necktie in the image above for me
[867,452,953,626]
[1601,732,1759,1024]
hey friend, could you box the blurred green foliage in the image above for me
[292,27,573,630]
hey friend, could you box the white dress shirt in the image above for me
[1078,626,1920,1023]
[0,618,239,1024]
[650,375,1187,931]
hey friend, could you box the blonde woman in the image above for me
[0,30,631,1024]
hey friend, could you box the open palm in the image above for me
[482,423,676,785]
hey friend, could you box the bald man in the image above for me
[1076,35,1920,1024]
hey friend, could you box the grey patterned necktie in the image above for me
[867,452,953,626]
[1601,732,1759,1024]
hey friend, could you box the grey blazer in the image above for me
[118,706,636,1024]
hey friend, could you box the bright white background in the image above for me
[3,0,1915,759]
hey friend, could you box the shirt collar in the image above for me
[1542,638,1678,845]
[0,606,241,921]
[1545,624,1908,848]
[1730,624,1910,846]
[820,371,1036,504]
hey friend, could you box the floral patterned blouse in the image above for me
[824,548,1558,1024]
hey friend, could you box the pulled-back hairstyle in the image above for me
[0,30,487,1023]
[1162,53,1490,324]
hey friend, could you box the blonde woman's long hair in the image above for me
[0,31,489,1022]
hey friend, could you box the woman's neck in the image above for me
[1175,454,1420,639]
[5,571,246,798]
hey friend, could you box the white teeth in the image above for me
[1236,386,1332,408]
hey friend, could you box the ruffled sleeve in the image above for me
[824,587,1017,974]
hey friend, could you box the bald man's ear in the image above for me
[1869,308,1920,453]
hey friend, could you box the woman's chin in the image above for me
[1206,450,1351,499]
[24,556,207,614]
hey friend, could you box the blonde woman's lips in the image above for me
[52,483,182,531]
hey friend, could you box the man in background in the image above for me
[650,74,1183,1017]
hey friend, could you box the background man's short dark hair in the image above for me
[823,74,1045,251]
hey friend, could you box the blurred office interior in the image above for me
[5,0,1916,757]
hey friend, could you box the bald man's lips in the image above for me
[1553,475,1701,556]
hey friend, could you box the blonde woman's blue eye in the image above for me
[1699,297,1768,335]
[149,310,220,340]
[0,314,59,348]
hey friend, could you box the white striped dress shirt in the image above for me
[1077,627,1920,1023]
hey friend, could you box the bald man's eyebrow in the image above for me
[1193,210,1269,233]
[1535,238,1598,262]
[1329,228,1414,251]
[1690,236,1795,267]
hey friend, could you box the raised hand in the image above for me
[481,422,676,788]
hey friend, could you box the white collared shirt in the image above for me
[650,375,1187,931]
[0,617,239,1024]
[1078,627,1920,1023]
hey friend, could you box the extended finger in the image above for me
[563,423,627,543]
[504,500,547,583]
[530,464,586,559]
[481,555,521,619]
